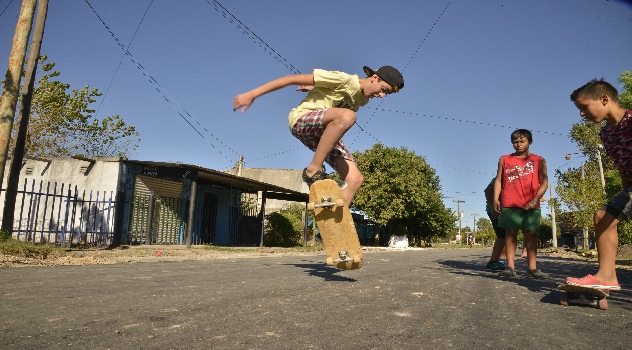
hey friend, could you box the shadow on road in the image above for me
[285,262,358,282]
[437,253,632,310]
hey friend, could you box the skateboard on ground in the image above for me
[307,179,362,270]
[558,283,610,310]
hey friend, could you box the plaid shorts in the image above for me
[291,109,355,169]
[603,186,632,222]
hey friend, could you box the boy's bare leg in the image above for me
[523,230,538,271]
[593,209,620,285]
[500,246,507,260]
[303,108,357,177]
[490,238,505,261]
[333,157,363,205]
[504,229,519,270]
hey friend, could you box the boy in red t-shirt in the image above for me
[493,129,549,278]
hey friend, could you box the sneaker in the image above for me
[498,267,516,277]
[498,259,507,267]
[485,261,505,271]
[526,269,550,279]
[302,168,347,190]
[565,274,621,291]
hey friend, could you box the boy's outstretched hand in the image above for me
[296,85,314,92]
[233,92,254,113]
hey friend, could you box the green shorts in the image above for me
[498,208,541,231]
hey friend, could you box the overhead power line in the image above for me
[351,0,453,146]
[367,107,567,137]
[0,0,15,18]
[84,0,239,166]
[204,0,300,75]
[95,0,155,117]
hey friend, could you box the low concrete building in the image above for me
[225,167,308,214]
[0,157,307,246]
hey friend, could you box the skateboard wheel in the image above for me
[559,293,568,306]
[353,255,362,264]
[326,257,334,266]
[597,298,608,310]
[335,199,344,207]
[307,202,315,211]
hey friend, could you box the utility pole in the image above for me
[581,162,588,250]
[549,183,557,248]
[236,155,244,176]
[0,0,37,192]
[453,200,465,245]
[596,145,606,196]
[2,0,49,233]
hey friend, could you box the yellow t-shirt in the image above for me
[287,69,369,130]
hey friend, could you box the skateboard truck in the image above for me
[558,283,609,310]
[307,196,345,210]
[333,250,353,263]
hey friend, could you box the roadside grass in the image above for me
[201,244,321,253]
[2,229,631,265]
[0,231,67,260]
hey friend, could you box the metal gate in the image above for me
[228,191,261,246]
[127,193,187,245]
[197,194,218,244]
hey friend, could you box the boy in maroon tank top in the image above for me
[565,79,631,291]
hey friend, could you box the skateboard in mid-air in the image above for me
[307,179,362,270]
[558,283,610,310]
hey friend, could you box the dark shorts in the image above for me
[487,210,506,239]
[603,186,632,222]
[291,109,355,169]
[498,207,541,231]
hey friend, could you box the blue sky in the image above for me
[1,0,631,228]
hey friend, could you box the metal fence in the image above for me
[1,180,265,247]
[0,179,118,247]
[229,205,261,246]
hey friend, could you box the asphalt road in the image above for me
[1,248,631,350]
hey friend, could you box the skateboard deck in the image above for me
[308,179,362,270]
[558,283,610,310]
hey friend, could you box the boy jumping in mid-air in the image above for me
[565,78,631,291]
[233,66,404,205]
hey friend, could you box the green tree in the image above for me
[476,217,495,246]
[352,144,454,244]
[618,71,632,109]
[537,216,553,246]
[263,203,305,247]
[555,164,605,232]
[11,56,140,158]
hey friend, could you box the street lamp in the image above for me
[565,148,606,195]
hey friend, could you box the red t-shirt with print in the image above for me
[500,154,542,208]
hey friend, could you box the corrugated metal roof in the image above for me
[126,160,308,202]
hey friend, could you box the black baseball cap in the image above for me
[363,65,404,93]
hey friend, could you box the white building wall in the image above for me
[226,167,307,214]
[0,157,123,243]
